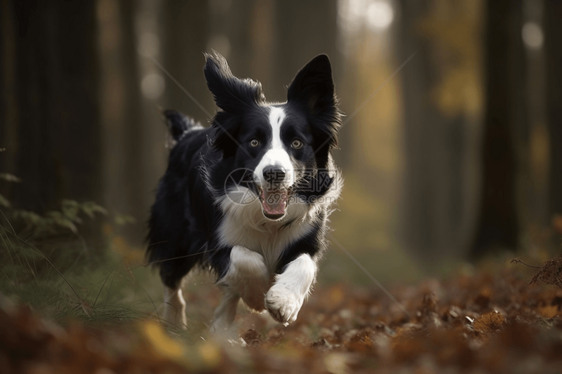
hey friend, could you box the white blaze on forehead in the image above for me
[269,107,286,148]
[254,107,294,186]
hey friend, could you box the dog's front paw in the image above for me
[264,286,304,325]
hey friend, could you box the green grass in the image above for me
[0,205,229,348]
[0,208,154,325]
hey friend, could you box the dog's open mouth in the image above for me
[259,187,291,220]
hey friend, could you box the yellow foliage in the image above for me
[353,40,402,173]
[198,342,222,366]
[329,285,345,305]
[141,321,184,360]
[111,235,145,264]
[417,0,483,119]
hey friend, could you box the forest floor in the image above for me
[1,255,562,374]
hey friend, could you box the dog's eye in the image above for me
[291,139,304,149]
[250,139,260,147]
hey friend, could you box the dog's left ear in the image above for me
[287,55,342,168]
[287,54,335,113]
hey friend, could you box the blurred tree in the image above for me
[471,0,525,258]
[398,1,482,264]
[100,0,211,244]
[209,0,260,79]
[515,1,547,238]
[119,0,143,237]
[98,0,147,242]
[545,2,562,221]
[162,0,212,119]
[0,0,17,176]
[1,1,102,215]
[208,0,274,90]
[96,0,211,244]
[271,0,340,102]
[119,0,143,204]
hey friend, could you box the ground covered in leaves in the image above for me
[2,260,562,374]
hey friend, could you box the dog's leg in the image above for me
[210,291,240,333]
[265,253,316,325]
[162,286,187,329]
[211,245,270,332]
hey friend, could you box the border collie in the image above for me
[147,52,342,331]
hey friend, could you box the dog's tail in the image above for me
[162,109,200,142]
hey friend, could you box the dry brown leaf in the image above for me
[345,329,374,353]
[473,311,506,333]
[538,305,560,318]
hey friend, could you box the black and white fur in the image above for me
[147,53,342,331]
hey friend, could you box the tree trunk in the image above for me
[470,0,524,258]
[161,0,212,119]
[9,0,102,213]
[121,0,144,241]
[0,0,18,183]
[545,2,562,222]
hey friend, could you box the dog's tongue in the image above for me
[261,189,288,216]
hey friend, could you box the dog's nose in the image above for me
[263,166,286,184]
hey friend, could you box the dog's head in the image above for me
[205,52,341,221]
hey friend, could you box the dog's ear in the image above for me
[287,54,335,113]
[287,55,342,168]
[204,52,265,113]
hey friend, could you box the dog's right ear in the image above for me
[204,52,265,113]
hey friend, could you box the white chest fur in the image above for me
[216,189,315,270]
